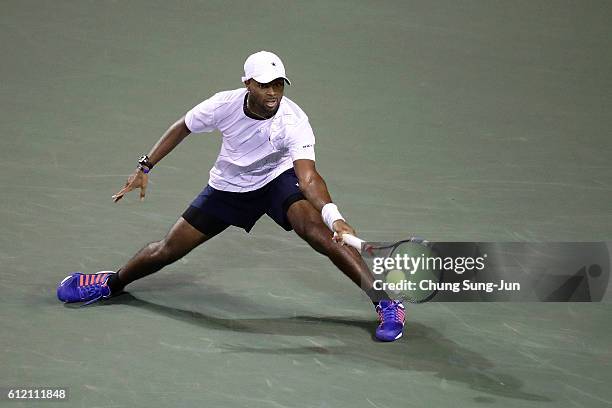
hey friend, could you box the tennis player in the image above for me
[57,51,405,342]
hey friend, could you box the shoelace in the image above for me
[379,302,403,323]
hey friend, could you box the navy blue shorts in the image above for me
[182,168,305,234]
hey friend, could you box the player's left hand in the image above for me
[332,220,356,243]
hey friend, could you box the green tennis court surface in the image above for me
[1,1,611,407]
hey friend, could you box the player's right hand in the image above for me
[112,168,148,202]
[332,220,356,243]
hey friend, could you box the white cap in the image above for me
[241,51,291,85]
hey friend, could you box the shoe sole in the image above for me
[376,324,405,342]
[378,332,403,342]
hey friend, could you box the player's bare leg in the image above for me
[57,217,221,304]
[110,217,219,292]
[287,200,404,341]
[286,200,375,290]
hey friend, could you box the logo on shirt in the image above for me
[302,144,313,149]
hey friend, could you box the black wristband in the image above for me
[137,155,154,174]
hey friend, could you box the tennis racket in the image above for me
[342,233,443,303]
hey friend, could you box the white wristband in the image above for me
[321,203,344,231]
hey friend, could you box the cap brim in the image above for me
[248,74,291,85]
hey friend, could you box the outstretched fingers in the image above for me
[112,183,133,202]
[112,171,148,202]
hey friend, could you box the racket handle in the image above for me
[341,233,365,252]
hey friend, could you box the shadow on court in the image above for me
[82,292,550,403]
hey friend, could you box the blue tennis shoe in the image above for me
[375,300,405,341]
[57,271,114,305]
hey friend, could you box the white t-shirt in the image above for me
[185,88,316,192]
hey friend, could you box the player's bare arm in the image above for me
[293,159,355,238]
[112,117,191,202]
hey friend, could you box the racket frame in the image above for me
[342,234,442,303]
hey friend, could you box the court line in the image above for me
[366,397,391,408]
[79,174,131,178]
